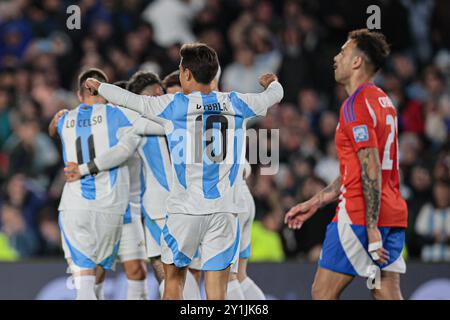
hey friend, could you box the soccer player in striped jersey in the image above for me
[49,68,138,300]
[101,79,150,300]
[188,66,266,300]
[85,43,284,300]
[285,29,407,300]
[50,68,163,300]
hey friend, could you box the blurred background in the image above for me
[0,0,449,299]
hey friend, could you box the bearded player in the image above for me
[285,29,407,300]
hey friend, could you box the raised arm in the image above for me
[84,78,172,121]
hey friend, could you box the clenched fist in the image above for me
[259,74,278,89]
[85,78,102,96]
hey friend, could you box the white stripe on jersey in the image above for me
[139,135,172,220]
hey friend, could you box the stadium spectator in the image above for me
[0,203,39,259]
[141,0,205,47]
[414,179,450,262]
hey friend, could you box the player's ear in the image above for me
[352,55,363,70]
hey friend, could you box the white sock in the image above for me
[74,275,97,300]
[159,280,165,299]
[226,279,245,300]
[127,279,148,300]
[94,282,105,300]
[183,271,201,300]
[240,277,266,300]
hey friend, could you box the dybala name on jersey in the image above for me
[196,102,229,112]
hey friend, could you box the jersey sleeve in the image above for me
[341,92,378,152]
[117,106,140,124]
[230,81,284,118]
[132,117,165,136]
[79,127,141,176]
[99,83,174,124]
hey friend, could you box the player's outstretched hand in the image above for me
[367,227,390,265]
[64,162,81,182]
[284,198,319,230]
[259,73,278,89]
[85,78,102,96]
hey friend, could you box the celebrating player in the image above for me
[65,71,202,300]
[187,66,266,300]
[84,43,283,300]
[49,69,142,300]
[285,29,407,300]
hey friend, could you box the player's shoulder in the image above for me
[359,84,396,110]
[360,83,384,97]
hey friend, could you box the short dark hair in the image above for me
[180,43,219,84]
[113,80,128,89]
[127,71,161,94]
[162,70,181,91]
[78,68,108,93]
[348,29,390,73]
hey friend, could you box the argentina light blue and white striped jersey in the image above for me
[98,82,283,215]
[139,135,172,220]
[74,108,172,221]
[57,103,137,214]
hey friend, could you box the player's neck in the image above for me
[81,97,106,105]
[345,72,374,96]
[184,83,213,95]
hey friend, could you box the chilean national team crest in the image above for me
[352,125,369,142]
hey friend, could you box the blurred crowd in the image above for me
[0,0,449,263]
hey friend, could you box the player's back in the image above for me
[57,103,132,214]
[334,83,407,227]
[162,91,255,215]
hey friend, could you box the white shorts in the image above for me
[143,216,165,258]
[117,214,147,263]
[190,191,254,272]
[59,210,123,271]
[161,212,240,271]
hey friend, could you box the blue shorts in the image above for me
[319,222,406,277]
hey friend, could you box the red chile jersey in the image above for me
[332,82,408,227]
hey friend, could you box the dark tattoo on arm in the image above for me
[357,148,381,229]
[318,176,341,207]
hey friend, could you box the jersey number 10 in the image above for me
[195,115,228,163]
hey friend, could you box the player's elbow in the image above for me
[277,84,284,102]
